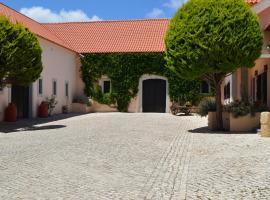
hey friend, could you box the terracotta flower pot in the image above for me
[38,101,49,118]
[5,103,17,122]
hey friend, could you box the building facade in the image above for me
[222,0,270,107]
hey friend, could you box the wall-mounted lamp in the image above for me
[267,45,270,50]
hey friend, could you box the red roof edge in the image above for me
[246,0,261,6]
[0,3,77,53]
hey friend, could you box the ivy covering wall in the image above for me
[81,53,204,112]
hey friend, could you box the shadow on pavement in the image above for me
[188,126,257,134]
[0,113,85,133]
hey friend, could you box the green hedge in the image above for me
[81,53,204,111]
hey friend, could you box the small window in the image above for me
[103,80,111,93]
[52,80,57,96]
[65,82,69,98]
[201,81,210,94]
[38,78,43,95]
[256,72,267,104]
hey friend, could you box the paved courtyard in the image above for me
[0,113,270,199]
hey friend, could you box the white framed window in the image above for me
[38,78,43,96]
[102,80,111,94]
[253,71,267,104]
[65,81,69,98]
[52,79,57,96]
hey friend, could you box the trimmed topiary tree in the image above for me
[165,0,263,130]
[0,15,42,86]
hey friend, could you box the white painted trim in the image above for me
[223,74,233,105]
[260,54,270,58]
[98,76,111,93]
[138,74,170,113]
[253,0,270,14]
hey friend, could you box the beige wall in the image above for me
[248,58,270,106]
[32,37,79,117]
[223,5,270,106]
[257,7,270,56]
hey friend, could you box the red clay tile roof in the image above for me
[0,3,75,52]
[43,19,170,53]
[0,1,258,54]
[246,0,261,6]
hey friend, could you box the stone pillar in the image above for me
[260,112,270,137]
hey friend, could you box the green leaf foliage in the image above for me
[81,53,205,112]
[165,0,263,80]
[0,15,42,86]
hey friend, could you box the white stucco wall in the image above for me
[0,37,81,121]
[0,87,10,121]
[32,37,79,117]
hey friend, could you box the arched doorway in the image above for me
[142,79,166,113]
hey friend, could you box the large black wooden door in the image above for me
[143,79,166,113]
[11,85,30,118]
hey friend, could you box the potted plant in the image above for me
[38,101,49,118]
[72,96,92,113]
[224,100,267,132]
[46,95,58,116]
[62,105,69,114]
[4,102,17,122]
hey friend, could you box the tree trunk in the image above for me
[215,81,223,130]
[203,73,225,131]
[213,74,224,131]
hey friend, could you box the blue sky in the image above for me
[1,0,187,22]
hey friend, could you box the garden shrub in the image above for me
[197,97,216,117]
[224,100,269,118]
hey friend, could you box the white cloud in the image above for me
[164,0,188,9]
[20,6,102,23]
[146,8,165,18]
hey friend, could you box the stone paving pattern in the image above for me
[0,113,270,199]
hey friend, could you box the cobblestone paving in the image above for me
[0,113,270,200]
[186,130,270,200]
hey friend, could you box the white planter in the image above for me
[229,113,260,132]
[208,112,260,132]
[208,112,229,131]
[90,101,117,113]
[71,103,91,113]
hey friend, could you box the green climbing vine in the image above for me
[81,53,204,112]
